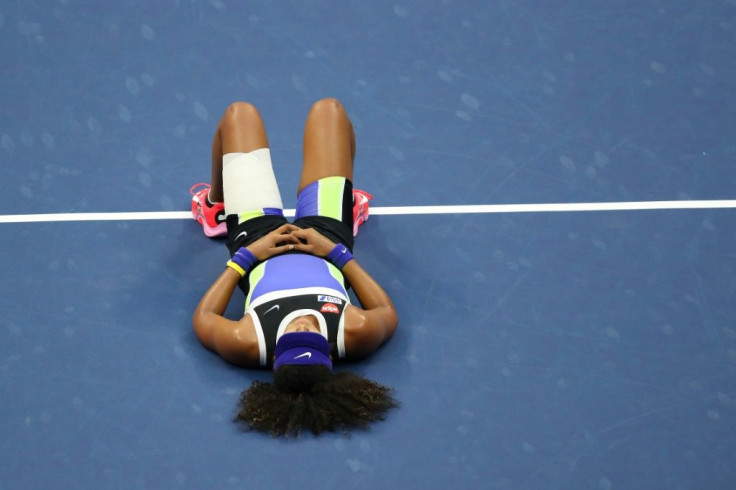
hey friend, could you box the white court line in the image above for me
[1,200,735,223]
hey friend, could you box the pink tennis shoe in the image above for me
[352,189,373,237]
[190,183,227,237]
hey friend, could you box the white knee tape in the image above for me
[222,149,283,215]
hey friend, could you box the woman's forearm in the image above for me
[194,267,241,317]
[341,259,395,313]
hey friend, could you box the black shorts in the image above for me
[225,214,354,257]
[225,177,355,291]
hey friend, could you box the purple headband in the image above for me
[273,332,333,371]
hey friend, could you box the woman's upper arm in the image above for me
[343,305,398,359]
[193,313,261,367]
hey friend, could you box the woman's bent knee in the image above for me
[308,97,346,117]
[221,101,261,126]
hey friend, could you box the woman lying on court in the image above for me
[190,98,399,437]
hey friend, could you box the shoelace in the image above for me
[190,182,211,196]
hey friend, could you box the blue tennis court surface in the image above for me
[2,2,735,489]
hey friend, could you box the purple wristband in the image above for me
[228,247,257,276]
[326,244,353,269]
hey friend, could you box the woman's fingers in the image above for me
[290,227,318,241]
[256,226,333,257]
[268,225,300,245]
[272,243,296,253]
[276,223,301,234]
[291,240,313,251]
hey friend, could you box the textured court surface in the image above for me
[2,2,735,489]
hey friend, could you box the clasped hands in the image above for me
[245,224,337,262]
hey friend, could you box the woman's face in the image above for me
[284,314,321,334]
